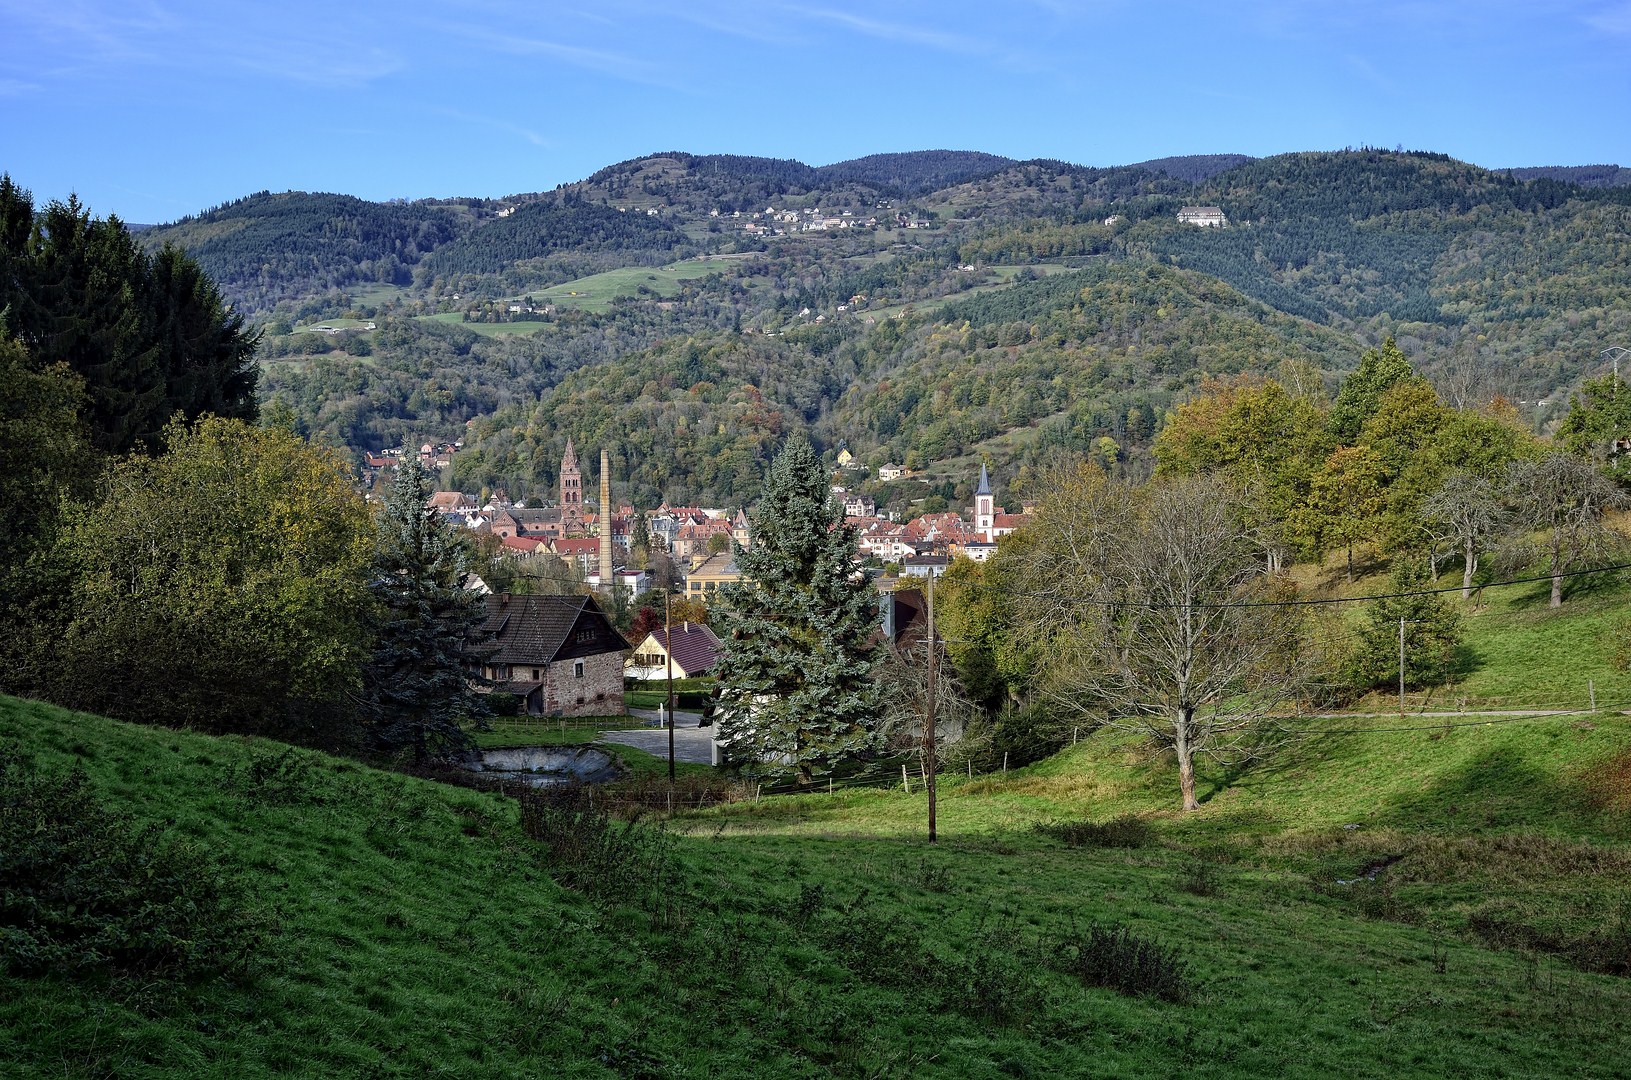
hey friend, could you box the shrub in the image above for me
[1056,922,1196,1003]
[1034,814,1155,849]
[221,744,322,805]
[0,744,265,982]
[932,933,1044,1023]
[1178,861,1221,897]
[517,784,682,912]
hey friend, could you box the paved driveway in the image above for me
[603,710,716,765]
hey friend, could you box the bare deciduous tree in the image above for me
[1506,452,1628,607]
[1422,472,1510,600]
[1021,468,1314,811]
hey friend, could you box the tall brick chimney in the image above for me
[599,448,613,594]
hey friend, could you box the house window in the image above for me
[573,660,584,679]
[531,668,540,681]
[576,629,595,643]
[492,664,509,681]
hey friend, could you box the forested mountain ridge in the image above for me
[1502,164,1631,188]
[1128,153,1256,182]
[136,191,481,310]
[112,147,1631,507]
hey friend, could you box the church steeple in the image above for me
[560,438,584,534]
[974,463,995,541]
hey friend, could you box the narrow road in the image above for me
[602,709,716,765]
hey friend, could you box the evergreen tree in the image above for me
[714,436,882,783]
[1346,560,1464,690]
[0,178,258,455]
[365,457,487,762]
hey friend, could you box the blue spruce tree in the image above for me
[365,457,486,762]
[714,436,882,784]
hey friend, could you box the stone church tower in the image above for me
[560,438,585,535]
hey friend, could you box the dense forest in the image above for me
[416,196,690,283]
[137,192,477,309]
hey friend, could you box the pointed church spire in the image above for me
[562,437,579,471]
[975,463,992,496]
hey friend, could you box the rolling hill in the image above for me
[126,147,1631,505]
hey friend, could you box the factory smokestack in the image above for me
[599,448,613,595]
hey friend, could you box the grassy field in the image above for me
[419,311,555,337]
[3,685,1629,1078]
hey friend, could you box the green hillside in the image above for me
[137,191,477,311]
[198,147,1631,504]
[4,666,1629,1078]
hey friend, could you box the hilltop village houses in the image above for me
[378,438,1028,639]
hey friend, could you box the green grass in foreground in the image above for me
[3,691,1630,1077]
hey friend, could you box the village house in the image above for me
[471,593,627,718]
[686,552,741,599]
[901,553,951,579]
[625,621,722,681]
[426,490,479,515]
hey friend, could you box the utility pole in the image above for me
[1603,346,1630,395]
[924,574,938,844]
[665,587,676,782]
[1399,616,1409,717]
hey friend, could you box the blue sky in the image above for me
[4,0,1630,224]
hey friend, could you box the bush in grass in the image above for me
[0,744,264,981]
[1034,814,1155,849]
[932,934,1045,1023]
[945,701,1071,774]
[517,784,682,912]
[221,744,322,805]
[1056,922,1196,1003]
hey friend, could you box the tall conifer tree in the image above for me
[365,457,486,762]
[714,436,882,783]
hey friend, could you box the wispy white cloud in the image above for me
[1344,54,1400,95]
[1583,1,1631,33]
[0,77,43,96]
[434,107,552,148]
[0,0,408,88]
[786,5,990,53]
[231,43,406,88]
[777,3,1052,73]
[431,22,679,88]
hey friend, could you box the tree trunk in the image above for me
[1551,571,1563,608]
[1175,709,1199,812]
[1462,537,1476,601]
[1345,543,1353,584]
